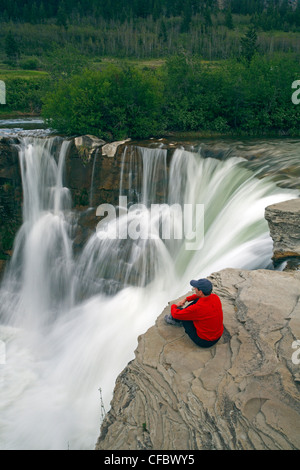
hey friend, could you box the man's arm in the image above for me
[171,301,201,321]
[176,294,198,308]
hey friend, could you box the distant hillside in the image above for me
[1,1,300,63]
[1,1,299,23]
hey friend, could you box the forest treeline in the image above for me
[1,0,300,27]
[1,1,300,63]
[41,53,300,139]
[1,1,299,139]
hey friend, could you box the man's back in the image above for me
[171,293,224,341]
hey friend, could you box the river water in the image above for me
[0,120,299,449]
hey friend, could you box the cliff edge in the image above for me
[265,198,300,262]
[96,266,300,450]
[96,198,300,450]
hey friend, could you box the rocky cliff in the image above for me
[96,268,300,451]
[265,198,300,262]
[96,198,300,451]
[0,137,22,278]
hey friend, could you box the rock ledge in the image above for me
[265,198,300,260]
[96,268,300,450]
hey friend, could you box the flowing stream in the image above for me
[0,131,299,450]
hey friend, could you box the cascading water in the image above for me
[1,137,74,328]
[0,136,298,450]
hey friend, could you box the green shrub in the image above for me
[20,57,41,70]
[2,75,50,113]
[42,53,300,138]
[167,54,297,133]
[42,65,164,139]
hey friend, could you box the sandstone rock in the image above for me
[74,135,106,159]
[0,259,7,281]
[96,268,300,450]
[265,198,300,260]
[0,139,21,182]
[102,139,131,157]
[66,138,122,209]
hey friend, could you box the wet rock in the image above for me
[0,140,23,266]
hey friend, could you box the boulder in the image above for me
[74,135,106,159]
[96,268,300,450]
[265,198,300,260]
[102,139,131,158]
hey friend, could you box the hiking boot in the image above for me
[164,314,182,326]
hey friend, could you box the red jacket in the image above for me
[171,294,224,341]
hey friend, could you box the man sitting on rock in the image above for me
[165,278,224,348]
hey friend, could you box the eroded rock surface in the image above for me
[265,198,300,260]
[96,268,300,450]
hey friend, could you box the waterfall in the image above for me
[0,137,298,450]
[1,137,74,328]
[119,145,168,205]
[89,148,100,207]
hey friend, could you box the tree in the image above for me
[225,9,234,30]
[159,19,168,43]
[56,1,68,28]
[204,8,212,28]
[4,31,20,65]
[43,45,88,81]
[240,25,259,64]
[181,0,192,33]
[42,66,164,139]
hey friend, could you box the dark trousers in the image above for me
[176,299,221,349]
[181,320,220,348]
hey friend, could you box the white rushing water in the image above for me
[0,136,298,450]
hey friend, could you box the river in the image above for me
[0,120,299,449]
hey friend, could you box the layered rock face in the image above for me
[265,198,300,261]
[66,135,123,209]
[0,137,23,277]
[96,267,300,450]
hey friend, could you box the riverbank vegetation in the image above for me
[42,53,300,139]
[0,70,49,116]
[0,1,299,136]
